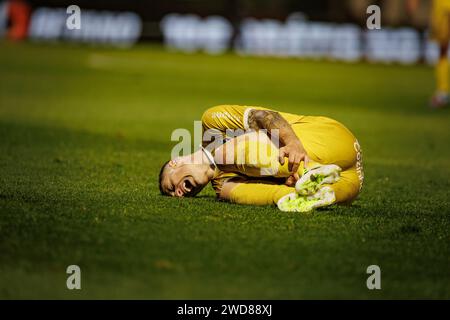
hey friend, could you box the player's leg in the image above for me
[432,42,450,108]
[227,182,294,206]
[226,181,336,212]
[223,162,361,212]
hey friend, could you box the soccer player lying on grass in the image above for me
[159,105,364,212]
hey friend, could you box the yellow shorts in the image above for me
[431,0,450,43]
[293,116,364,202]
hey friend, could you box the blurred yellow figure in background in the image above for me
[431,0,450,106]
[409,0,450,108]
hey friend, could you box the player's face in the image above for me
[163,163,212,197]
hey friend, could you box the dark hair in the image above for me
[158,160,171,195]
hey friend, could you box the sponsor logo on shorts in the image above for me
[354,140,364,191]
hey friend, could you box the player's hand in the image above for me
[279,142,309,173]
[285,173,300,187]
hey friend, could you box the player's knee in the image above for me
[332,168,362,204]
[334,181,360,204]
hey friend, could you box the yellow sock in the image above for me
[436,57,449,94]
[229,182,294,206]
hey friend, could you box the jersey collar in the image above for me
[200,145,218,170]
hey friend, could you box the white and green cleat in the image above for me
[295,164,341,196]
[277,186,336,213]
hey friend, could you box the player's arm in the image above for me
[247,109,308,173]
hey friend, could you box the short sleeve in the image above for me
[201,105,270,135]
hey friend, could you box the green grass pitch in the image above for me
[0,41,449,299]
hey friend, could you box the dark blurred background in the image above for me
[18,0,432,40]
[0,0,438,63]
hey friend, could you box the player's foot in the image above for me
[277,186,336,213]
[430,92,449,109]
[295,164,341,196]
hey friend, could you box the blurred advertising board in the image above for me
[0,0,142,46]
[0,0,442,64]
[160,12,441,65]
